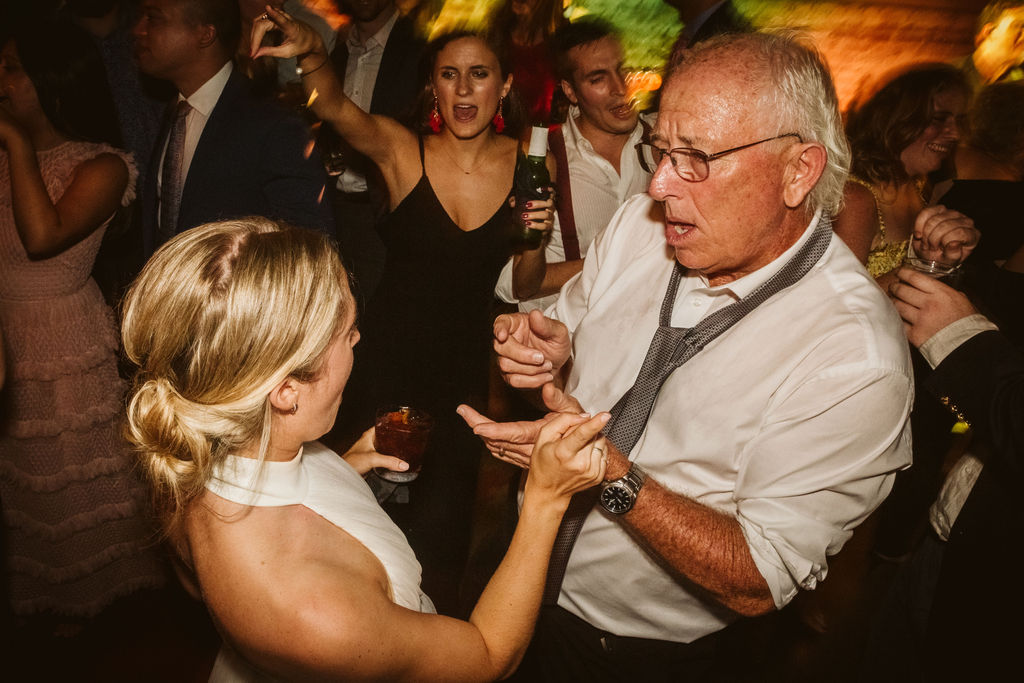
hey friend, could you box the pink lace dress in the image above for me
[0,141,165,617]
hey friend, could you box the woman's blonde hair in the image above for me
[121,218,351,531]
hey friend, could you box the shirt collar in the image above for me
[689,208,824,299]
[183,60,233,118]
[348,8,400,51]
[208,445,308,506]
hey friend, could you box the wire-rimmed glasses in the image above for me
[635,133,803,182]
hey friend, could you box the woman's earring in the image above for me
[429,96,442,133]
[492,96,505,134]
[290,403,299,415]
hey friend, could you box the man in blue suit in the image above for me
[134,0,333,257]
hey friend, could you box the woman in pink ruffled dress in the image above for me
[0,20,164,622]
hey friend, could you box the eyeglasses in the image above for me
[635,133,803,182]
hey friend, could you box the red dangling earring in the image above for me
[429,96,442,133]
[492,96,505,134]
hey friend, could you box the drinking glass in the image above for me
[373,406,433,483]
[904,237,960,279]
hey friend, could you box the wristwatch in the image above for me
[599,463,646,515]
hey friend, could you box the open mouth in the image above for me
[664,221,695,245]
[453,104,477,123]
[610,103,634,118]
[926,141,954,156]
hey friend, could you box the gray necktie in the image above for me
[542,214,834,605]
[159,100,191,241]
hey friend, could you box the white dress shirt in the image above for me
[494,110,654,312]
[336,8,399,194]
[548,195,914,642]
[157,60,233,227]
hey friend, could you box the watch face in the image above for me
[600,483,634,514]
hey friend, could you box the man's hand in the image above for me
[457,384,589,469]
[911,205,979,266]
[494,310,572,389]
[890,266,978,347]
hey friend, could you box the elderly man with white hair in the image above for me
[459,31,915,681]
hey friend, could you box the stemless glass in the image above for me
[904,237,960,279]
[372,406,433,484]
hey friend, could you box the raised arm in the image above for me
[0,111,128,260]
[250,6,415,181]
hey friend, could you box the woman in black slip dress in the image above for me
[252,7,555,615]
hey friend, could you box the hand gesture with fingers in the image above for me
[457,384,587,469]
[250,4,325,61]
[493,310,572,389]
[526,412,610,501]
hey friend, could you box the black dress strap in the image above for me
[418,135,426,172]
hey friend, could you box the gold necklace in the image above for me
[438,139,486,175]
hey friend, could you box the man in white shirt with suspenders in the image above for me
[495,19,653,313]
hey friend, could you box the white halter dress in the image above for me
[205,441,435,682]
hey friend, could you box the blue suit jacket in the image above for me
[142,68,334,256]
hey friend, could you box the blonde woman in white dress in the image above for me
[121,218,608,681]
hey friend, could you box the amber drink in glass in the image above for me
[373,406,433,483]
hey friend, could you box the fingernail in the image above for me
[456,406,465,416]
[532,353,544,363]
[521,212,529,219]
[399,461,409,470]
[526,201,534,209]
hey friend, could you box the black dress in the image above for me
[337,137,513,615]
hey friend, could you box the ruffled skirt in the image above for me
[0,280,165,617]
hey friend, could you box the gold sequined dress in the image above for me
[849,176,908,278]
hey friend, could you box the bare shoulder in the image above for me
[841,181,877,216]
[835,182,879,264]
[71,152,129,188]
[185,493,397,676]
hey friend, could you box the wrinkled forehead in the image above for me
[654,57,773,149]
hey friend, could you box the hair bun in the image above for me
[126,376,210,507]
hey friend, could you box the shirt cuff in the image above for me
[919,314,999,369]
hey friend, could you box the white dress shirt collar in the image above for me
[182,60,233,117]
[347,7,400,52]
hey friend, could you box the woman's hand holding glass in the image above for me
[341,426,410,476]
